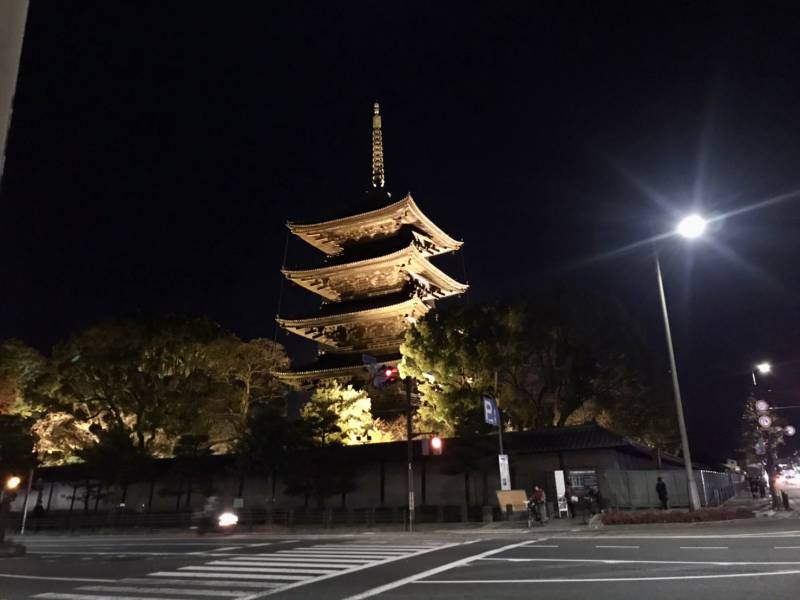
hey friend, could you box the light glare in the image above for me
[756,362,772,374]
[676,214,707,239]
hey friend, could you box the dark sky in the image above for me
[2,1,800,464]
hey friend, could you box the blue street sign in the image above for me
[483,395,499,426]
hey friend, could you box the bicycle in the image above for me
[527,500,545,528]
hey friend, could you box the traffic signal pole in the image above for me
[404,377,415,532]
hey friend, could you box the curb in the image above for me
[0,542,26,557]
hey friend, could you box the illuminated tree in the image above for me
[402,288,678,446]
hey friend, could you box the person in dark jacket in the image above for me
[656,476,669,510]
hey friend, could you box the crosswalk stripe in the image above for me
[120,578,280,589]
[77,586,244,597]
[254,554,372,563]
[312,544,436,552]
[149,572,309,581]
[275,551,405,557]
[35,594,189,600]
[182,565,335,575]
[284,548,407,554]
[209,561,352,569]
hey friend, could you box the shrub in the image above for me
[600,507,753,525]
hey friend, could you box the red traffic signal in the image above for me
[422,436,443,456]
[373,365,400,388]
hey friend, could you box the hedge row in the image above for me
[601,507,754,525]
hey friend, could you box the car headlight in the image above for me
[218,512,239,527]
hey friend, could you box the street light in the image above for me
[756,362,772,375]
[676,214,707,239]
[5,477,21,491]
[654,215,708,511]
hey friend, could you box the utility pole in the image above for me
[404,377,415,532]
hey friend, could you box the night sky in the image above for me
[2,1,800,464]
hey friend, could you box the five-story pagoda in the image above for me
[275,103,467,387]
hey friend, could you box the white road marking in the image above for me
[246,542,274,548]
[679,546,729,550]
[27,551,196,556]
[776,546,800,549]
[0,574,115,583]
[555,532,800,539]
[149,571,309,581]
[479,557,800,565]
[416,569,800,584]
[119,578,280,589]
[231,556,371,564]
[211,560,353,568]
[213,546,245,552]
[595,545,640,549]
[519,544,559,548]
[181,565,334,575]
[36,594,198,600]
[237,542,463,600]
[77,585,243,597]
[336,539,542,600]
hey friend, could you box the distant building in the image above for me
[275,103,467,386]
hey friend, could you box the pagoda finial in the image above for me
[371,101,385,189]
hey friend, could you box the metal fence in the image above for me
[599,469,745,509]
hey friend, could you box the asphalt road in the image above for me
[3,519,800,600]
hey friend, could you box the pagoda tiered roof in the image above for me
[272,351,401,386]
[282,241,468,302]
[276,295,430,353]
[287,194,463,257]
[274,103,466,386]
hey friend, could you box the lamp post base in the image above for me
[687,478,702,511]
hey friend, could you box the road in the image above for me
[3,519,800,600]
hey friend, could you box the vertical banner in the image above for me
[483,394,499,426]
[498,454,511,491]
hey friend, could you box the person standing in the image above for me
[564,483,576,519]
[656,476,669,510]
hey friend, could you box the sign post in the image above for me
[483,394,510,490]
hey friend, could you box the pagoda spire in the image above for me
[371,101,385,189]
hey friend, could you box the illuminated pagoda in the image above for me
[275,103,467,386]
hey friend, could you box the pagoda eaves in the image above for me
[287,194,463,257]
[276,295,430,353]
[282,243,468,302]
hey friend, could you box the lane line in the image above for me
[238,541,464,600]
[214,546,245,552]
[776,546,800,549]
[415,569,800,584]
[679,546,729,550]
[553,532,800,539]
[0,573,115,583]
[36,594,197,600]
[119,578,280,589]
[478,557,800,565]
[336,539,544,600]
[77,586,243,597]
[595,545,640,549]
[518,544,559,548]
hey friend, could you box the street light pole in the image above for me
[654,252,702,511]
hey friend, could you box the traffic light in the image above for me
[421,436,444,456]
[372,365,400,389]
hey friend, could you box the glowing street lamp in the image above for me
[676,214,707,239]
[4,476,20,491]
[653,214,710,511]
[753,361,773,386]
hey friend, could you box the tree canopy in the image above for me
[402,288,678,449]
[0,316,289,464]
